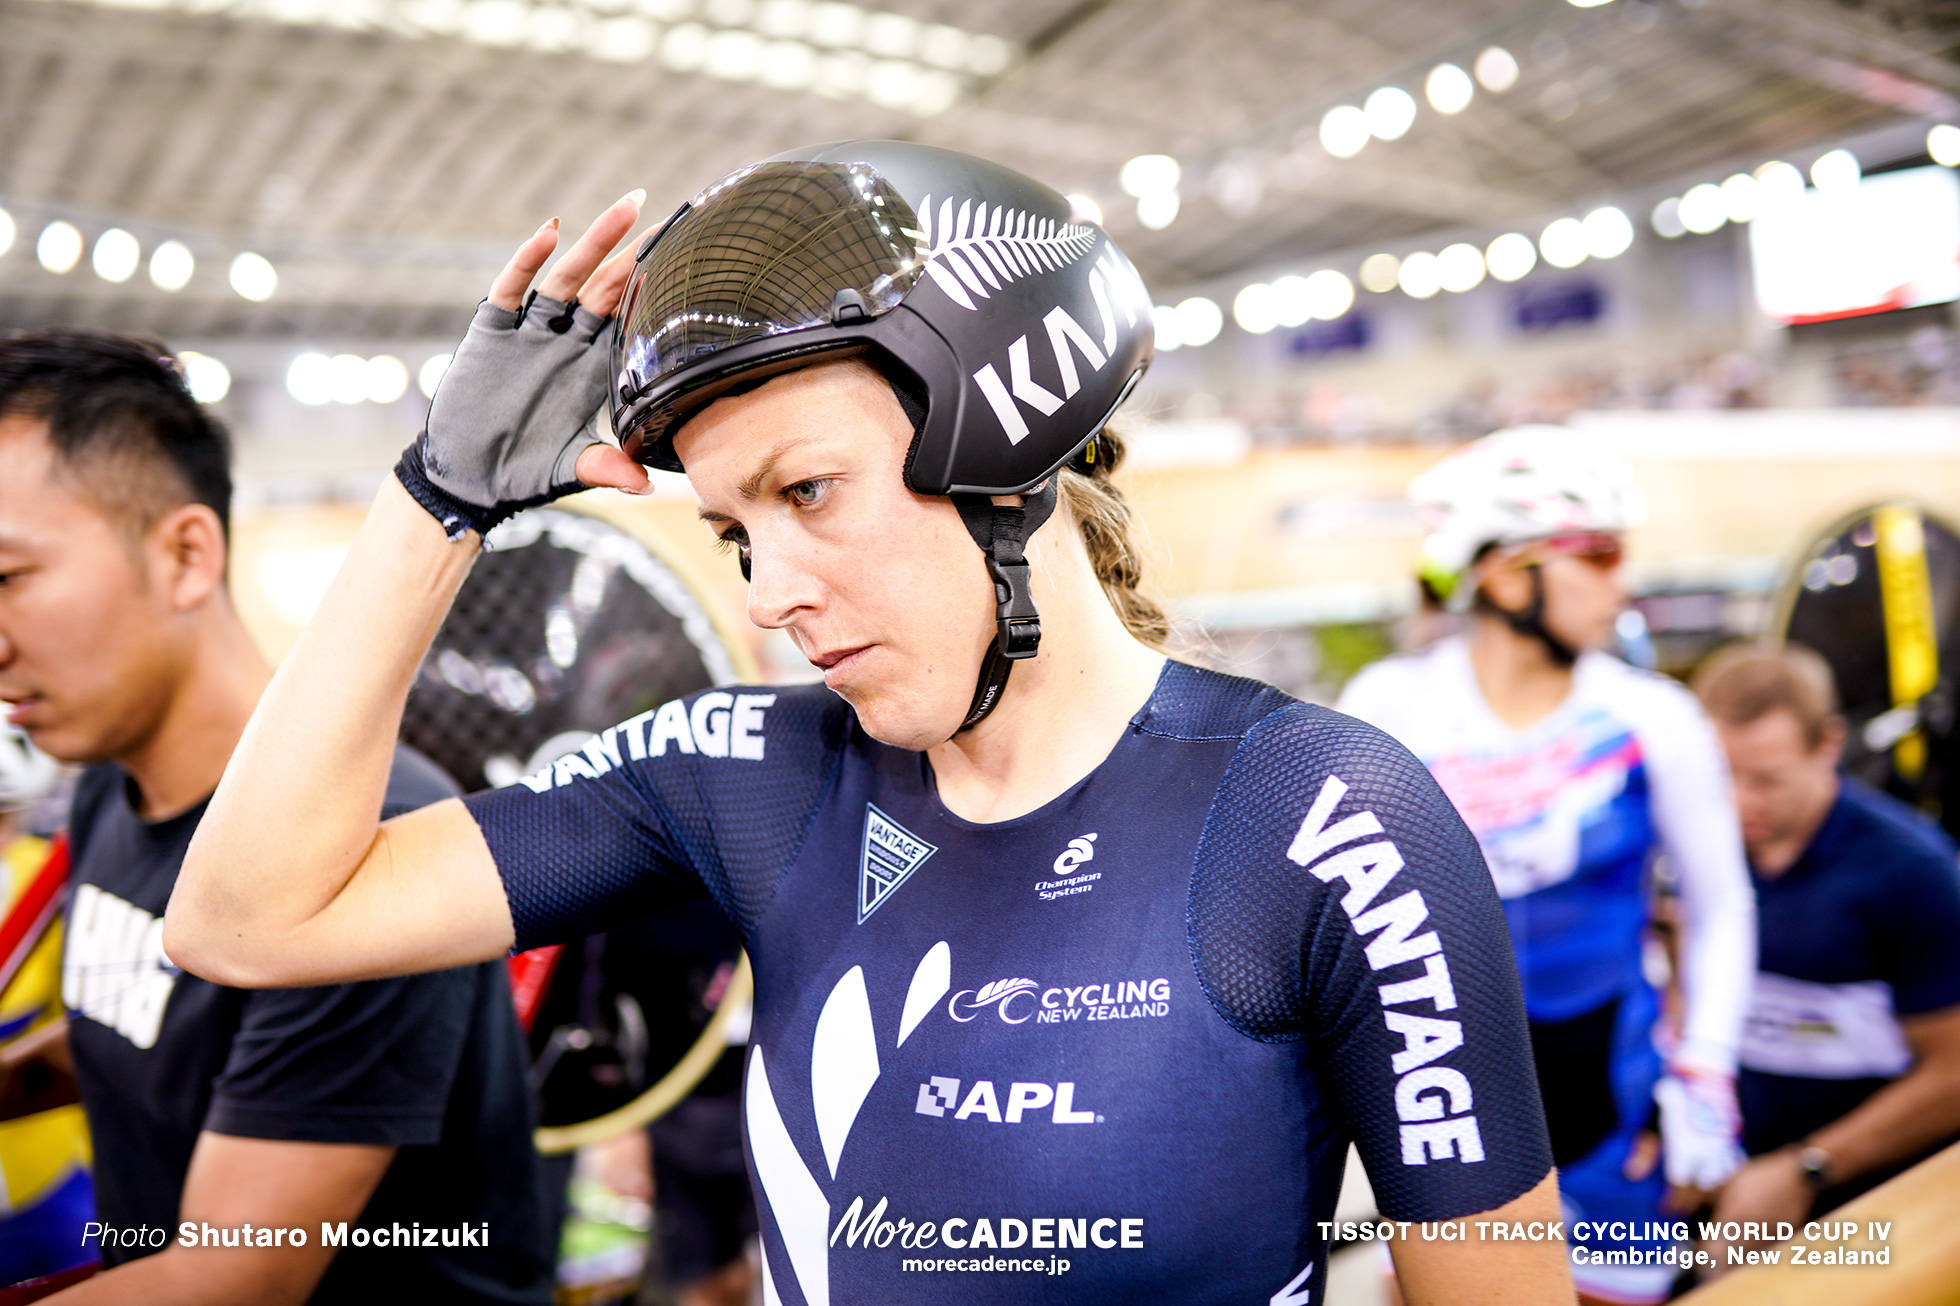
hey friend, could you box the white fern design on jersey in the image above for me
[974,977,1038,1004]
[906,196,1098,311]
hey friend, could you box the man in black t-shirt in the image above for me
[1695,645,1960,1248]
[0,331,552,1303]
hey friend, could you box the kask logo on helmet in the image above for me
[965,246,1150,448]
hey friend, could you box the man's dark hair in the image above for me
[0,329,232,538]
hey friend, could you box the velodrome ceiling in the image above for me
[1,0,1956,338]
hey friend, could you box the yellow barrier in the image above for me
[1678,1140,1960,1305]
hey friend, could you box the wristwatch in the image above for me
[1795,1144,1834,1190]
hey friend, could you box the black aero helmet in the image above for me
[609,141,1156,730]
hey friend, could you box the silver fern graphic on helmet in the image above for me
[910,196,1099,312]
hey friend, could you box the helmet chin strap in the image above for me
[1483,564,1579,669]
[950,481,1058,734]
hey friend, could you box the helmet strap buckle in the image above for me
[951,480,1059,733]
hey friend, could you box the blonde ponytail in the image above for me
[1057,426,1171,649]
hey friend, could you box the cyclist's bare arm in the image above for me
[165,197,649,987]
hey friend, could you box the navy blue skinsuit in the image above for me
[467,661,1552,1304]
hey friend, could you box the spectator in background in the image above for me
[0,330,553,1303]
[0,725,94,1286]
[1693,644,1960,1236]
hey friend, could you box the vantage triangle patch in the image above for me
[859,804,937,923]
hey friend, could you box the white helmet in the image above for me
[0,723,57,814]
[1411,424,1645,606]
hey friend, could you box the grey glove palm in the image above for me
[396,292,616,540]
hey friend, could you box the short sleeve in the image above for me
[1188,703,1552,1221]
[1875,834,1960,1015]
[463,685,851,949]
[204,967,479,1146]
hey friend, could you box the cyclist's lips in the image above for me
[809,645,873,687]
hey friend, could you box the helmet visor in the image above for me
[615,160,925,406]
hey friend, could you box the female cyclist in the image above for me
[167,143,1569,1305]
[1339,427,1756,1305]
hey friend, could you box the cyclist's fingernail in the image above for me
[538,217,560,235]
[621,188,646,209]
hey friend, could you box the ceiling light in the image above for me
[1538,217,1589,268]
[805,1,863,47]
[1485,232,1537,281]
[1474,46,1519,93]
[1120,154,1180,199]
[705,28,765,78]
[230,252,278,301]
[589,16,657,61]
[1426,63,1473,115]
[1930,124,1960,168]
[150,240,194,290]
[1397,251,1442,298]
[1271,275,1312,327]
[661,22,710,70]
[0,208,11,259]
[1719,173,1758,224]
[1174,296,1223,347]
[1364,87,1417,141]
[1234,283,1278,334]
[862,11,918,57]
[1301,269,1354,319]
[965,33,1012,75]
[92,227,139,283]
[525,7,584,53]
[1567,0,1614,7]
[329,354,369,405]
[1066,194,1104,226]
[364,355,410,404]
[813,50,865,95]
[287,353,334,406]
[1359,253,1401,293]
[1153,305,1182,351]
[418,353,454,399]
[909,69,960,116]
[759,39,818,88]
[1810,148,1860,193]
[1437,242,1485,292]
[917,23,965,68]
[463,0,527,46]
[755,0,810,38]
[1582,206,1634,258]
[178,351,231,404]
[1754,160,1806,208]
[864,58,920,106]
[1650,197,1686,238]
[1320,105,1370,159]
[37,221,81,274]
[1136,191,1180,230]
[1678,183,1726,234]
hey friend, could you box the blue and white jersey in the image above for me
[1339,636,1753,1075]
[465,661,1552,1305]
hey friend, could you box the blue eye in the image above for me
[788,479,828,506]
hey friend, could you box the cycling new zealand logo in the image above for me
[859,804,938,923]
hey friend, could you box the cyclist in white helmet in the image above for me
[1339,425,1756,1305]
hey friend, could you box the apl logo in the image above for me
[1053,833,1096,875]
[948,977,1040,1024]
